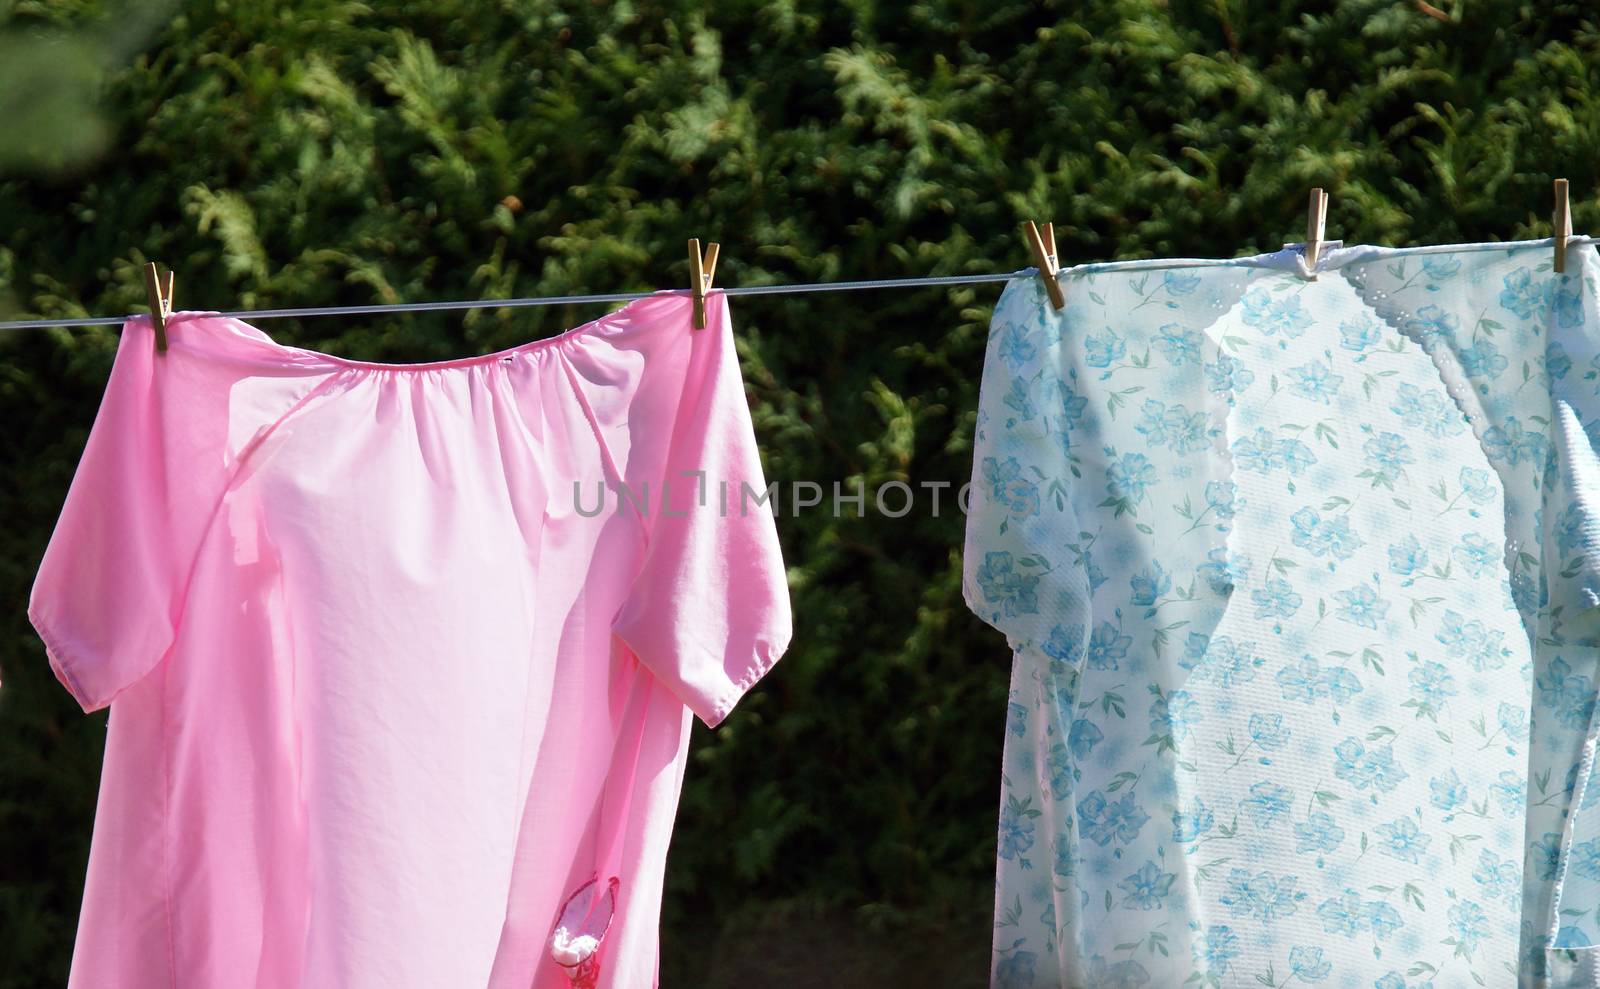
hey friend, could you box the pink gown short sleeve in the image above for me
[610,293,792,728]
[30,318,242,711]
[25,291,791,989]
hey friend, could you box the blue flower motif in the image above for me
[1482,417,1548,467]
[1472,848,1521,905]
[1571,761,1595,813]
[1497,702,1528,742]
[1068,718,1103,759]
[1164,407,1210,454]
[1554,503,1586,558]
[1118,860,1176,910]
[1173,799,1215,843]
[1041,623,1085,665]
[1458,466,1496,503]
[1339,316,1382,353]
[1408,661,1458,707]
[1240,781,1293,828]
[1046,742,1072,800]
[1489,769,1525,814]
[1401,303,1459,344]
[1536,655,1597,730]
[1287,945,1331,981]
[1106,452,1158,504]
[1420,255,1462,286]
[1451,532,1499,578]
[1181,631,1211,669]
[1315,890,1404,941]
[1570,838,1600,882]
[1152,323,1203,366]
[1323,668,1362,703]
[1128,561,1171,606]
[1555,924,1594,950]
[1241,288,1313,338]
[1510,567,1539,616]
[1459,338,1508,380]
[1079,789,1149,847]
[1252,576,1304,620]
[1434,610,1508,672]
[1083,330,1126,368]
[1247,712,1291,750]
[994,948,1037,989]
[1429,769,1466,811]
[1084,956,1150,988]
[1276,656,1363,705]
[981,455,1021,498]
[999,477,1040,521]
[1500,266,1552,318]
[1315,890,1366,937]
[1545,340,1573,382]
[1150,689,1201,741]
[1197,546,1250,593]
[1556,283,1584,327]
[1006,701,1028,737]
[1188,635,1261,687]
[1163,270,1201,295]
[1448,901,1489,959]
[1232,428,1318,476]
[1362,432,1414,481]
[1290,507,1364,560]
[1287,360,1344,403]
[1003,376,1036,421]
[1086,620,1131,670]
[996,322,1038,371]
[1055,379,1088,432]
[1294,812,1345,853]
[1334,582,1389,630]
[1374,972,1427,989]
[998,799,1036,860]
[1205,480,1239,519]
[1093,561,1135,618]
[1390,382,1466,437]
[1190,924,1240,976]
[1220,868,1304,920]
[1366,901,1402,940]
[1388,535,1428,576]
[1205,352,1256,397]
[1579,759,1600,810]
[1134,398,1171,447]
[975,551,1040,617]
[1332,737,1408,793]
[1376,817,1431,864]
[1052,835,1078,878]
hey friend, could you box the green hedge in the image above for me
[2,2,1597,985]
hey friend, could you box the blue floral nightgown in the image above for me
[963,238,1600,989]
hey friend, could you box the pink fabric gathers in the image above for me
[26,290,792,987]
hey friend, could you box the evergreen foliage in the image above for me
[2,1,1598,985]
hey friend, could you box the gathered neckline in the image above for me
[163,290,692,372]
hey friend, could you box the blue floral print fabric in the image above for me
[963,238,1600,989]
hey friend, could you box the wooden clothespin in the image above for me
[1022,220,1066,310]
[1303,188,1330,273]
[142,261,174,353]
[687,238,720,329]
[1554,178,1572,274]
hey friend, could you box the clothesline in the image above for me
[0,271,1027,331]
[2,231,1593,332]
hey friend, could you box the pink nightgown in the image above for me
[26,290,792,987]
